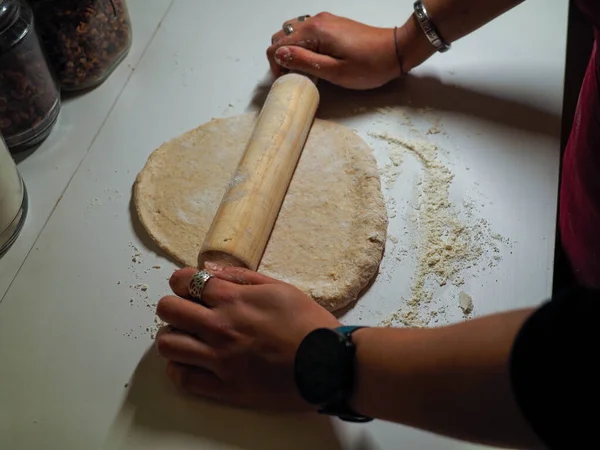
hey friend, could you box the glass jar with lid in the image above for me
[0,130,28,256]
[0,0,61,152]
[30,0,132,91]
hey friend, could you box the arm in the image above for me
[155,267,598,449]
[350,309,542,448]
[266,0,524,89]
[398,0,525,71]
[349,285,600,449]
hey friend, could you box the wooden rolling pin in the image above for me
[198,73,319,270]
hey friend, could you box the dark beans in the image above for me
[30,0,132,91]
[0,1,60,152]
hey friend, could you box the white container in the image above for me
[0,133,27,255]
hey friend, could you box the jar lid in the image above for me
[0,0,31,53]
[0,1,18,33]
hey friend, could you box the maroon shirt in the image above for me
[560,0,600,287]
[506,7,600,447]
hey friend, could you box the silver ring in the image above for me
[283,23,294,35]
[189,270,213,302]
[298,15,310,22]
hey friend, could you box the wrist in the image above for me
[348,326,424,419]
[396,13,437,73]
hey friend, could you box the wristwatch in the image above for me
[294,325,373,422]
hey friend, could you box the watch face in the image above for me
[295,328,354,405]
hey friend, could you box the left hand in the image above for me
[266,12,402,89]
[155,265,341,411]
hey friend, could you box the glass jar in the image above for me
[0,0,60,152]
[0,131,28,256]
[30,0,132,91]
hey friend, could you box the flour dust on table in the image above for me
[133,114,388,311]
[369,131,512,327]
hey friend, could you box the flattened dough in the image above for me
[134,114,387,311]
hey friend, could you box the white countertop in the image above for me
[0,1,568,449]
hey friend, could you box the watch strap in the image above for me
[336,325,365,335]
[319,325,373,423]
[318,400,373,423]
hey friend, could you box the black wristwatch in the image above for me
[294,326,373,423]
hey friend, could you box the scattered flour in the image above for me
[88,197,103,207]
[459,291,474,315]
[370,133,508,327]
[125,241,167,339]
[427,126,441,135]
[378,143,404,188]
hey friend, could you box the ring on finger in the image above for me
[297,15,310,22]
[283,23,294,35]
[189,270,214,303]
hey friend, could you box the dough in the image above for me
[134,114,387,311]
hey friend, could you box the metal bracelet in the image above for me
[413,0,451,53]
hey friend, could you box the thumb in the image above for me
[275,46,341,83]
[205,263,284,286]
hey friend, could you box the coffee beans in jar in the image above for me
[0,0,61,152]
[30,0,132,91]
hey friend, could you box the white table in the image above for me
[0,1,568,449]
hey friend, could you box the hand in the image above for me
[155,266,341,411]
[267,12,402,90]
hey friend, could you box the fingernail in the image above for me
[204,261,223,272]
[275,47,292,65]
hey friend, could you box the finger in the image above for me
[207,264,285,286]
[156,326,218,371]
[267,28,319,77]
[157,295,220,338]
[271,30,284,45]
[268,52,284,79]
[272,15,311,44]
[274,46,341,83]
[170,267,231,303]
[281,17,301,28]
[167,361,225,401]
[269,30,293,77]
[267,31,319,61]
[270,26,294,46]
[170,268,247,307]
[169,268,199,298]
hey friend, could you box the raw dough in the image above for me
[134,114,387,311]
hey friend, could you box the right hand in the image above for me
[155,266,341,411]
[266,12,403,90]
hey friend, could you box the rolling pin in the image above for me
[198,73,319,270]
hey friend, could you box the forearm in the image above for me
[399,0,525,71]
[350,309,543,449]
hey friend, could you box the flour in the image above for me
[370,132,405,189]
[371,133,507,327]
[123,241,169,340]
[227,173,247,188]
[427,126,441,135]
[459,291,474,315]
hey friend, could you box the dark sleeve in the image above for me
[510,286,600,449]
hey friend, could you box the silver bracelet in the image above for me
[413,1,451,53]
